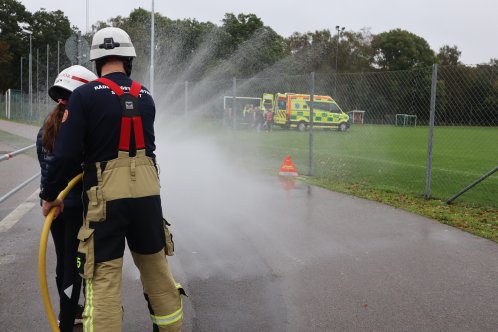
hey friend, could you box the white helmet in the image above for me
[90,27,136,61]
[48,65,97,102]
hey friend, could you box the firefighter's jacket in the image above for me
[39,72,156,202]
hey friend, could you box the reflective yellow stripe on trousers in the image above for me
[150,283,184,326]
[150,305,183,326]
[84,279,94,332]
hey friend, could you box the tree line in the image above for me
[1,1,496,125]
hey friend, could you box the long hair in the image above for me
[42,103,66,153]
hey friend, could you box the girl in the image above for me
[37,65,97,331]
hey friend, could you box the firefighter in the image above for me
[40,27,183,331]
[38,65,97,331]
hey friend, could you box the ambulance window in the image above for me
[310,101,329,111]
[329,103,342,113]
[278,100,286,109]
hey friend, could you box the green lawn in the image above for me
[219,124,497,208]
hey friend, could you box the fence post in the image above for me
[425,64,438,199]
[334,72,338,100]
[6,90,10,119]
[20,56,23,116]
[36,48,39,120]
[232,77,237,130]
[184,80,189,116]
[77,31,82,65]
[308,72,315,176]
[46,44,49,114]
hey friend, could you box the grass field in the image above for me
[208,123,497,241]
[222,124,497,207]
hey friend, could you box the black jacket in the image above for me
[36,125,83,207]
[39,72,156,202]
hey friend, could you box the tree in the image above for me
[194,12,285,78]
[0,41,13,67]
[437,45,461,66]
[221,13,264,50]
[0,2,74,93]
[283,30,334,73]
[372,29,435,70]
[98,8,229,82]
[30,9,74,86]
[339,28,374,73]
[31,9,73,49]
[0,0,31,92]
[285,32,311,54]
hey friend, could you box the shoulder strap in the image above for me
[95,78,142,98]
[129,81,142,97]
[95,77,124,96]
[94,77,145,154]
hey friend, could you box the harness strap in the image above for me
[95,77,145,154]
[96,77,142,98]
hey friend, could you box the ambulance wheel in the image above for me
[297,121,307,132]
[338,122,347,132]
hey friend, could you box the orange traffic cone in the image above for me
[278,155,299,177]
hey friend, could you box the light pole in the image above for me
[150,0,155,95]
[20,56,23,112]
[334,25,345,99]
[20,56,23,91]
[21,29,33,119]
[86,0,90,33]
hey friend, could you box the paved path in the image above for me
[0,122,497,331]
[0,120,39,221]
[0,119,39,140]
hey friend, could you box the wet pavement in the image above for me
[1,121,497,331]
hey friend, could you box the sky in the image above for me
[19,0,498,65]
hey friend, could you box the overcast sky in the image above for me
[19,0,497,65]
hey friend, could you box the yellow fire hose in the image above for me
[38,173,83,332]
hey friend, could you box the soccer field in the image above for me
[228,124,498,207]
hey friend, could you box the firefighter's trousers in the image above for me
[77,151,182,331]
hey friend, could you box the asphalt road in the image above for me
[1,122,497,331]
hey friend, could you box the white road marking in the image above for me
[0,189,39,233]
[64,285,74,298]
[0,254,15,265]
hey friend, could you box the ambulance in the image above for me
[263,93,350,131]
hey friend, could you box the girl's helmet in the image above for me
[48,65,97,102]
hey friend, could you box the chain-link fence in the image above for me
[2,63,496,207]
[166,64,497,208]
[1,33,92,125]
[432,65,497,205]
[2,88,54,125]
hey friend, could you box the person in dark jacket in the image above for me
[37,65,97,331]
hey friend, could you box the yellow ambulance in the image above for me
[264,93,350,131]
